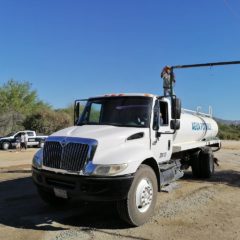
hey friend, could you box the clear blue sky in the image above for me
[0,0,240,120]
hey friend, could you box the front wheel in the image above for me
[2,142,10,150]
[117,164,158,226]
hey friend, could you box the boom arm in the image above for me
[168,60,240,96]
[171,60,240,70]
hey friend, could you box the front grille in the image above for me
[43,141,89,172]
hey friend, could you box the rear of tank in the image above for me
[173,111,219,144]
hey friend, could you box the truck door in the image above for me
[151,99,173,164]
[27,131,37,146]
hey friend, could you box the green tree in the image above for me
[0,79,47,135]
[23,108,72,135]
[56,104,74,124]
[0,79,38,113]
[58,102,86,125]
[217,122,240,140]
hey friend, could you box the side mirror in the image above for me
[74,99,88,125]
[74,101,80,125]
[170,119,180,130]
[172,98,181,119]
[153,112,159,131]
[153,100,160,131]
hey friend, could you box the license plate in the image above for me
[53,188,68,199]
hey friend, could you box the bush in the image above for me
[23,109,72,135]
[217,122,240,140]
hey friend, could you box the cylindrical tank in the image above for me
[173,111,219,144]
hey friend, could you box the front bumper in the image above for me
[32,167,134,201]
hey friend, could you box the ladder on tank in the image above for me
[182,106,213,118]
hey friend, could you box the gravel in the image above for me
[51,229,93,240]
[153,186,217,220]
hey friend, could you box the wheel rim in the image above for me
[135,178,153,213]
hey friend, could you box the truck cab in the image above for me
[32,93,220,226]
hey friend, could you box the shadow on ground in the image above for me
[0,168,239,239]
[183,169,240,188]
[0,176,128,233]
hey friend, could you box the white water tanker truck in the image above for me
[32,93,220,226]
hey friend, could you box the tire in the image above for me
[2,142,10,150]
[199,147,214,178]
[191,150,201,178]
[117,164,158,226]
[191,147,214,178]
[37,187,69,207]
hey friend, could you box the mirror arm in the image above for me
[157,130,175,135]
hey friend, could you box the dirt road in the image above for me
[0,142,240,240]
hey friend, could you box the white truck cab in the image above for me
[32,93,220,226]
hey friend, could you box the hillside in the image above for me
[215,117,240,125]
[217,121,240,140]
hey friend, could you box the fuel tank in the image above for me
[173,110,219,144]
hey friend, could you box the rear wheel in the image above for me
[199,147,214,178]
[191,147,214,178]
[191,150,201,178]
[117,164,158,226]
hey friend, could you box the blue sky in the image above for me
[0,0,240,120]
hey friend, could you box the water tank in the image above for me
[173,110,218,144]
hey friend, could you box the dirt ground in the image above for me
[0,141,239,240]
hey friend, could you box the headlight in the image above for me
[84,162,128,176]
[32,149,43,169]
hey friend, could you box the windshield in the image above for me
[78,97,152,128]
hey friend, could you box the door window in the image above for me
[160,101,169,125]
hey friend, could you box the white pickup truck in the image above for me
[32,94,221,226]
[0,130,48,150]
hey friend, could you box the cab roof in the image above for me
[89,93,157,99]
